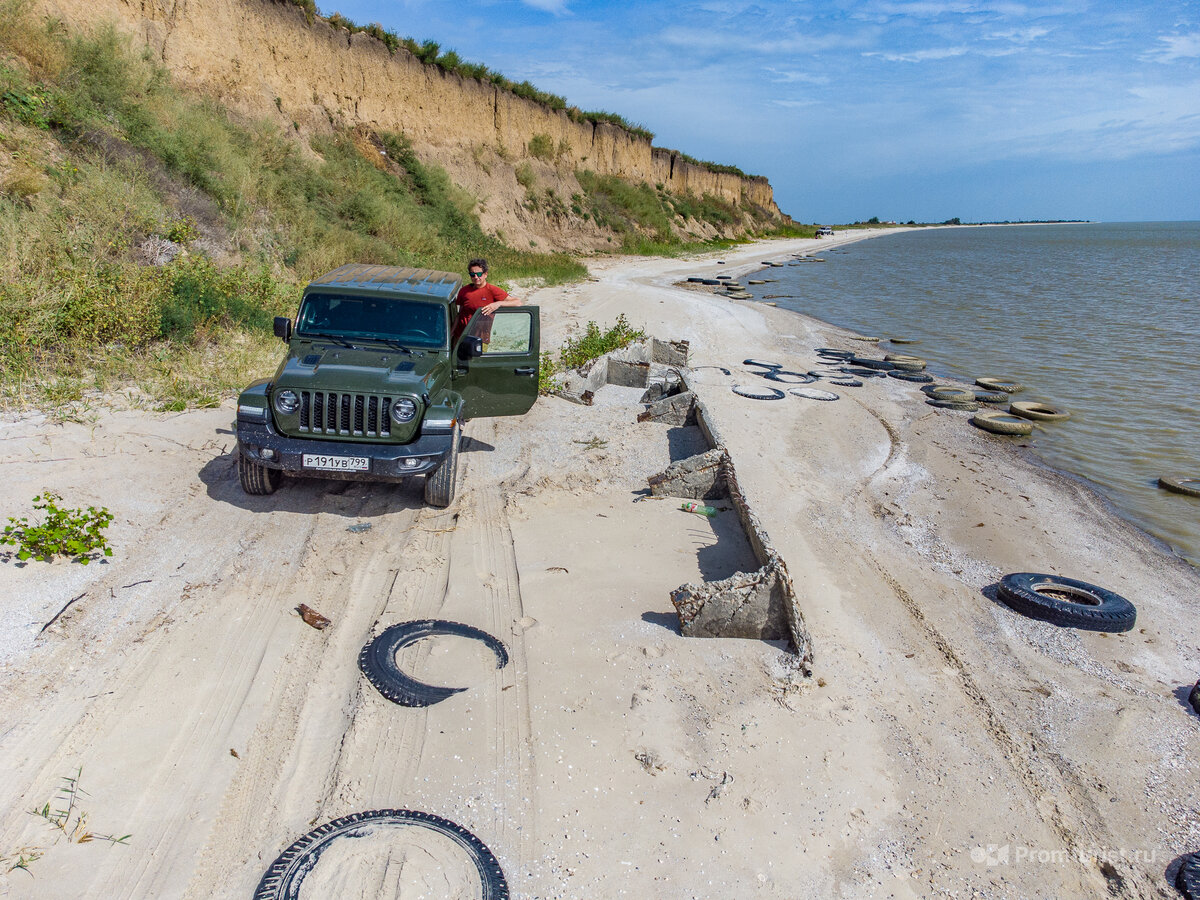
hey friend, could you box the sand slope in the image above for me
[1,233,1197,899]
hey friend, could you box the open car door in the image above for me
[454,306,540,418]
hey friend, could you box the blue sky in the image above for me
[325,1,1200,223]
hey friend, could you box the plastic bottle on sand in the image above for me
[680,500,717,517]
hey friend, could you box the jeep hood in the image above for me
[275,344,447,394]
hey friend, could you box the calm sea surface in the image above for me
[750,222,1200,567]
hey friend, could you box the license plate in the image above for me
[302,454,369,472]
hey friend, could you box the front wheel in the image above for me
[423,422,461,508]
[239,451,281,495]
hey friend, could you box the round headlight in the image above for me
[390,397,418,423]
[274,389,300,414]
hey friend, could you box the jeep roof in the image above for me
[306,264,461,301]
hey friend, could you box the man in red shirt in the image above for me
[454,258,522,342]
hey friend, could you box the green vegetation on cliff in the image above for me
[0,2,786,408]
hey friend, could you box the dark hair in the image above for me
[468,258,488,273]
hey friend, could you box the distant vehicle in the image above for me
[816,226,834,237]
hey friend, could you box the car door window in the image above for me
[466,309,532,354]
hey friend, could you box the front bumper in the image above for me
[236,416,452,482]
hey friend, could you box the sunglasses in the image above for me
[469,270,486,277]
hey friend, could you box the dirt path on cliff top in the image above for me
[1,235,1198,899]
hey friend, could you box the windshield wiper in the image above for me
[375,338,420,355]
[302,331,357,349]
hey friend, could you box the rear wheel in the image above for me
[424,422,461,508]
[238,451,281,495]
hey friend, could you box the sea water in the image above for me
[750,222,1200,567]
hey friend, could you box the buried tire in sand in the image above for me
[254,809,509,900]
[996,572,1136,632]
[358,620,509,707]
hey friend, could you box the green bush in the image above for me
[558,314,646,371]
[2,491,113,564]
[527,133,553,160]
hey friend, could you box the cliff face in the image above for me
[34,0,785,245]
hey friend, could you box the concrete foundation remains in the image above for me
[647,448,727,499]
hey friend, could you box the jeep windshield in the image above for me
[296,292,447,350]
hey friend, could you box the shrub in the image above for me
[2,491,113,564]
[558,315,646,371]
[527,133,553,160]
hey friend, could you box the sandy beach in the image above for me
[1,229,1198,899]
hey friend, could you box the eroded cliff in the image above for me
[31,0,786,249]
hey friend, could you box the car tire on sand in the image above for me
[997,572,1136,632]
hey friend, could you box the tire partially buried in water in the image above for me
[971,411,1034,436]
[926,386,975,402]
[996,572,1136,632]
[254,809,509,900]
[974,390,1009,404]
[976,376,1024,393]
[1009,401,1070,422]
[849,357,894,371]
[1158,476,1200,498]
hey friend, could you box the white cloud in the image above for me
[1153,31,1200,61]
[520,0,569,13]
[864,45,971,62]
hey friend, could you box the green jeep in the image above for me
[235,264,540,507]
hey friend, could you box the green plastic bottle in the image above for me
[680,500,717,517]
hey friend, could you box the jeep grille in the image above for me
[297,391,399,437]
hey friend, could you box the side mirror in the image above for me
[458,336,483,360]
[273,316,292,342]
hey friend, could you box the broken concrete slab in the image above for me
[636,391,696,426]
[647,448,728,500]
[671,563,792,641]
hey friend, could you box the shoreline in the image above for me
[0,233,1197,897]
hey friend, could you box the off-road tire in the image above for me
[254,808,509,900]
[239,452,281,495]
[1158,476,1200,498]
[996,572,1136,632]
[849,357,894,371]
[424,421,460,508]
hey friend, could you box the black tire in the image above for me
[926,386,975,402]
[1010,401,1070,422]
[971,411,1034,436]
[254,808,509,900]
[239,452,281,495]
[1178,853,1200,900]
[889,338,919,344]
[829,377,864,387]
[424,421,460,508]
[850,357,894,371]
[762,370,817,384]
[839,366,888,378]
[686,276,704,282]
[976,376,1024,393]
[996,572,1136,632]
[888,370,934,383]
[927,398,980,411]
[732,384,785,400]
[815,348,854,359]
[743,358,783,370]
[1190,680,1200,716]
[1158,476,1200,498]
[851,335,881,342]
[790,387,839,401]
[359,619,509,707]
[974,390,1009,403]
[701,279,721,285]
